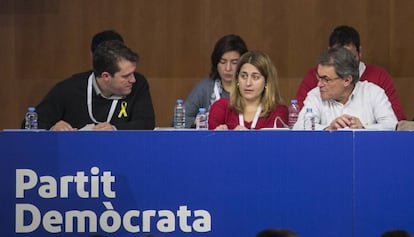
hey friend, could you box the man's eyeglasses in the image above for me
[315,73,341,84]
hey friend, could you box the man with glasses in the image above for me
[295,25,405,121]
[293,47,397,130]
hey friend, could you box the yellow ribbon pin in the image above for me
[118,101,128,118]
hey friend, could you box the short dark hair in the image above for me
[93,40,139,77]
[91,30,124,53]
[319,47,359,84]
[210,34,248,79]
[381,229,412,237]
[329,25,360,53]
[256,228,299,237]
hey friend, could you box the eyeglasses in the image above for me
[315,73,341,84]
[238,72,263,81]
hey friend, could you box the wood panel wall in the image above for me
[1,0,413,129]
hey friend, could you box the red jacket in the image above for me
[208,98,288,130]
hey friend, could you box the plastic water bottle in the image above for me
[195,108,208,130]
[304,108,315,130]
[288,99,300,129]
[174,99,186,129]
[25,107,38,129]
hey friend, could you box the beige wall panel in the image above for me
[390,0,414,76]
[0,2,16,129]
[1,0,413,129]
[394,77,414,119]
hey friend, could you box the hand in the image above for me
[214,124,229,130]
[50,120,77,131]
[93,122,115,131]
[233,125,249,130]
[325,114,363,130]
[348,116,364,129]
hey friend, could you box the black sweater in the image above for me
[24,71,155,130]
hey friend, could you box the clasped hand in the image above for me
[214,124,249,130]
[325,114,364,130]
[50,120,115,131]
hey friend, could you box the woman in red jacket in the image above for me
[208,51,288,130]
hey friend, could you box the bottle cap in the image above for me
[28,107,36,112]
[291,99,297,104]
[198,108,206,113]
[176,99,183,104]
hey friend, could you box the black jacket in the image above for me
[22,71,155,130]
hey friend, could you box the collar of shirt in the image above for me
[91,73,125,100]
[337,64,364,106]
[359,61,366,76]
[346,81,362,105]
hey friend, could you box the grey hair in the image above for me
[318,47,359,84]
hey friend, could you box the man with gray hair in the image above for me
[293,47,397,130]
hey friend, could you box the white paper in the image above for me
[79,123,95,131]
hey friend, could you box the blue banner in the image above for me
[354,131,414,237]
[2,130,411,237]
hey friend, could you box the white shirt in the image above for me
[293,81,397,130]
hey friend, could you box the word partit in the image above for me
[16,167,115,199]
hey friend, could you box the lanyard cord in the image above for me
[87,73,118,123]
[238,104,262,129]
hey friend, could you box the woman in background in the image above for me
[183,34,248,128]
[208,51,288,130]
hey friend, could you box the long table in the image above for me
[0,130,413,237]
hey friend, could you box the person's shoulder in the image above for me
[55,71,91,87]
[70,70,92,78]
[308,86,320,95]
[365,64,387,72]
[275,103,288,110]
[194,78,215,88]
[270,104,288,116]
[358,80,378,86]
[216,97,229,104]
[357,80,385,92]
[300,66,317,79]
[299,67,318,83]
[198,78,215,84]
[187,78,215,95]
[363,64,391,76]
[131,71,150,90]
[133,71,149,83]
[305,66,317,75]
[42,71,90,96]
[212,97,229,107]
[303,87,322,104]
[133,71,147,80]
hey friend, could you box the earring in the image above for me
[237,83,239,87]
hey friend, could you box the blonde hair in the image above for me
[230,50,283,117]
